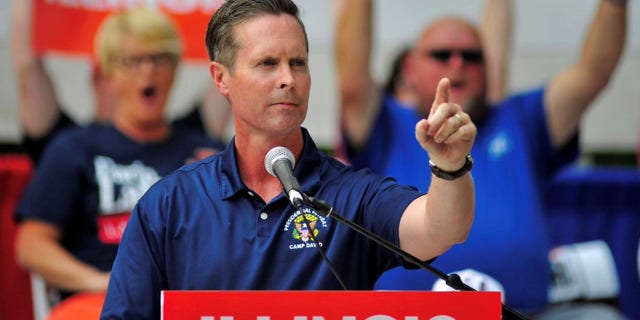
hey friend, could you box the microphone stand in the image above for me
[303,196,530,320]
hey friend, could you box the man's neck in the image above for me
[233,128,304,203]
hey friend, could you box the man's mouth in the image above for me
[142,86,157,98]
[450,79,464,89]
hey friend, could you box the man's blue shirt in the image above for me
[351,89,578,312]
[101,128,423,319]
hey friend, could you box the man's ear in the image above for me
[210,61,230,97]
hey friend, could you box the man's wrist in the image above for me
[429,154,473,181]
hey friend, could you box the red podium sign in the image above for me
[161,290,501,320]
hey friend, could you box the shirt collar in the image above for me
[219,127,322,201]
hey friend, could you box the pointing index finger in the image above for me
[431,78,451,117]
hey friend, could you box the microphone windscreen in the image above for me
[265,146,295,177]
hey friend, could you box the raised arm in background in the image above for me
[10,0,65,139]
[334,0,378,151]
[545,0,627,148]
[481,0,512,104]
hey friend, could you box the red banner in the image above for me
[162,290,502,319]
[33,0,223,61]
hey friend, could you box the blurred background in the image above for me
[0,1,639,319]
[0,0,638,164]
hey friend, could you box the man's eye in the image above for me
[123,57,142,66]
[291,60,306,68]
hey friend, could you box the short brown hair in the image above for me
[205,0,308,69]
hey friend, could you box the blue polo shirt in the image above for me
[349,88,578,313]
[101,128,423,319]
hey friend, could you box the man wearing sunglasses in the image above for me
[335,0,627,317]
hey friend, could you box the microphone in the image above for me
[264,146,306,208]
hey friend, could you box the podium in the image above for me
[161,290,501,319]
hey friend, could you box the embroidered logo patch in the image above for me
[284,207,329,250]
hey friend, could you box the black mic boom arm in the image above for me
[304,196,529,320]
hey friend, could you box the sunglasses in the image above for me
[427,49,484,64]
